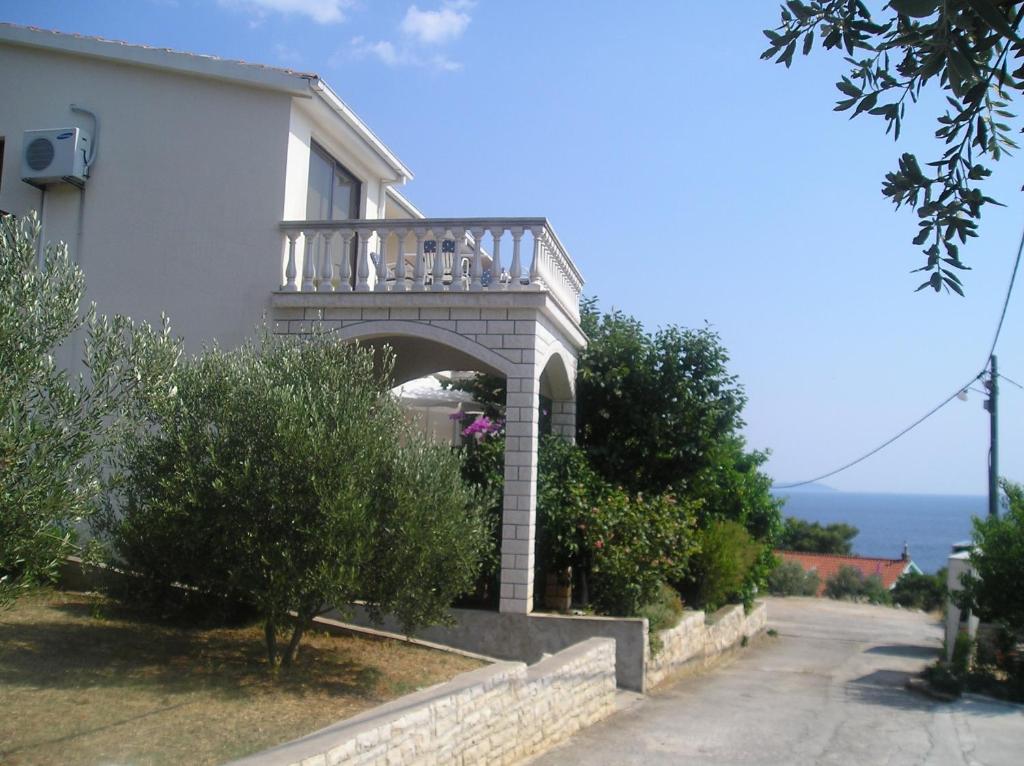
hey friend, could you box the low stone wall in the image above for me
[335,605,649,691]
[226,637,616,766]
[645,601,767,690]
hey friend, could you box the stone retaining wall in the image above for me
[226,637,616,766]
[645,601,767,690]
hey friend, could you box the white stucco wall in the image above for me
[0,43,297,354]
[0,40,409,358]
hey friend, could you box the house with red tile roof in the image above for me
[776,547,922,596]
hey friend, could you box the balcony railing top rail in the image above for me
[278,217,584,320]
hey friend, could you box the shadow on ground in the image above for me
[0,610,382,700]
[864,644,939,660]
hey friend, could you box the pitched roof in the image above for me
[0,23,413,183]
[0,22,315,94]
[775,550,916,595]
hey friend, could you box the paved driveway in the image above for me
[531,597,1024,765]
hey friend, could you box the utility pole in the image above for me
[984,355,999,518]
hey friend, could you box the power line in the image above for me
[773,373,983,490]
[777,218,1023,491]
[985,218,1024,363]
[999,371,1024,390]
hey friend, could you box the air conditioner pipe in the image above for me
[70,104,98,176]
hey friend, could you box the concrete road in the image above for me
[531,597,1024,765]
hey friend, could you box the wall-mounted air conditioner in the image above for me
[21,128,91,188]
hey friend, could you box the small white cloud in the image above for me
[400,2,471,45]
[348,35,462,72]
[220,0,353,25]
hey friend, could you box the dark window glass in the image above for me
[306,141,360,221]
[306,141,361,286]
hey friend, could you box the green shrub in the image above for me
[678,519,761,611]
[638,582,685,655]
[767,560,820,596]
[824,565,891,605]
[103,333,488,667]
[891,570,947,612]
[0,213,179,608]
[586,489,699,617]
[778,517,858,555]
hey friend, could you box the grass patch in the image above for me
[0,589,483,766]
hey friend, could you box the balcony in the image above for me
[277,217,583,323]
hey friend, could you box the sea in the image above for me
[771,489,986,574]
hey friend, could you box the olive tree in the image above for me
[763,1,1024,293]
[105,332,487,667]
[1,212,178,607]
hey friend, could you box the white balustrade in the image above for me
[278,218,584,318]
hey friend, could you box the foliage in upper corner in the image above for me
[101,332,489,668]
[778,516,860,554]
[0,212,180,609]
[762,1,1024,294]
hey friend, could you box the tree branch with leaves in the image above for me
[763,0,1024,294]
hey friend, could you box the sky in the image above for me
[1,0,1021,496]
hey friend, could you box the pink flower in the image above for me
[594,540,604,550]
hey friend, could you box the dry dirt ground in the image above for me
[531,597,1024,766]
[0,589,482,766]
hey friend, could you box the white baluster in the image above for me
[509,227,523,290]
[489,226,503,290]
[301,231,317,292]
[528,226,543,288]
[337,229,353,292]
[318,230,335,292]
[451,228,467,291]
[374,230,389,292]
[392,229,408,292]
[469,227,484,292]
[282,231,299,291]
[412,229,426,291]
[431,229,445,292]
[355,229,372,292]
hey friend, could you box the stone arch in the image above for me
[328,320,517,385]
[538,346,576,401]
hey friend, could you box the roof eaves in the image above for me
[386,186,425,219]
[0,23,314,97]
[309,78,413,183]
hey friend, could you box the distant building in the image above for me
[776,547,922,596]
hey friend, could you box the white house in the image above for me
[0,23,586,615]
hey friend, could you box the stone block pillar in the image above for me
[551,399,576,443]
[499,371,540,614]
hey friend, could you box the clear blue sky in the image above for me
[3,0,1021,496]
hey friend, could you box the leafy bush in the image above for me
[577,300,782,602]
[638,582,685,655]
[534,435,700,616]
[891,570,947,612]
[103,332,488,667]
[1,213,178,608]
[956,480,1024,698]
[778,517,858,555]
[586,488,698,617]
[824,565,891,605]
[678,519,762,612]
[767,560,820,596]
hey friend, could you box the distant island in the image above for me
[771,482,838,494]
